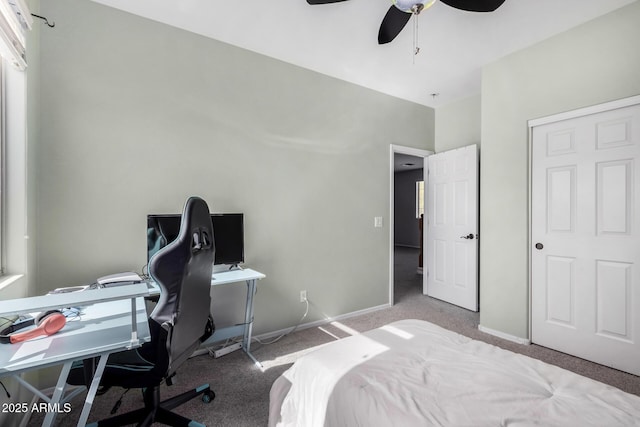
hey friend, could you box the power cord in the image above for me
[110,388,130,414]
[252,297,309,346]
[139,264,151,281]
[0,380,10,398]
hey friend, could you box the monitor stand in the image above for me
[212,264,243,273]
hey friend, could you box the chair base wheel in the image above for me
[202,390,215,403]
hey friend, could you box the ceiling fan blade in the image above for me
[440,0,505,12]
[378,6,412,45]
[306,0,349,4]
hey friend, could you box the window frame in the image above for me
[0,59,5,274]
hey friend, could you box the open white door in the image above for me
[425,145,479,311]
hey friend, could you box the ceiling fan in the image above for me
[307,0,506,44]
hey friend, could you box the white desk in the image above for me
[0,289,151,427]
[207,268,265,365]
[148,268,266,364]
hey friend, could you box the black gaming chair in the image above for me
[70,196,216,426]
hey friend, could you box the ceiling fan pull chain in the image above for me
[413,11,420,63]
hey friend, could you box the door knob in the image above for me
[535,243,544,250]
[460,234,474,240]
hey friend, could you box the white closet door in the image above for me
[531,99,640,376]
[425,145,478,311]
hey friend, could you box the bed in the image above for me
[269,319,640,426]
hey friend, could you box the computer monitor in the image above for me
[147,213,244,270]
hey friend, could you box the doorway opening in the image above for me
[389,145,432,305]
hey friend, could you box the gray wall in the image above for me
[36,0,435,335]
[394,169,423,247]
[479,1,640,339]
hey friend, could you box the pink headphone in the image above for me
[0,310,66,344]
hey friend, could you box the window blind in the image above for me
[0,0,31,70]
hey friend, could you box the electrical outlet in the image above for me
[300,290,307,303]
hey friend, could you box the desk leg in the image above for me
[242,279,262,367]
[42,361,72,427]
[76,352,109,427]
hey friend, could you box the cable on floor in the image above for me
[252,298,310,346]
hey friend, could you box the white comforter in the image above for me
[269,319,640,426]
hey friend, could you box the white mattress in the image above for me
[269,319,640,426]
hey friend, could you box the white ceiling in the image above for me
[91,0,635,108]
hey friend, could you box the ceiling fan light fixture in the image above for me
[393,0,436,14]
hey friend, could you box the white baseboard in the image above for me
[478,324,530,345]
[254,303,390,341]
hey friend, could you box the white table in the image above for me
[0,285,151,427]
[208,268,265,364]
[148,268,266,364]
